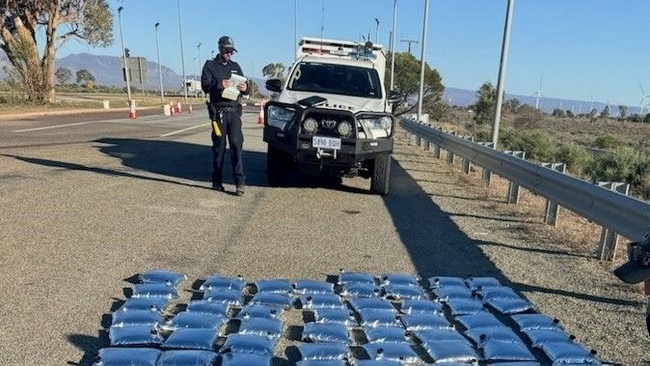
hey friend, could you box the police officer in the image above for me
[201,35,249,196]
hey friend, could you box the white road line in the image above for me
[160,123,207,137]
[13,121,98,133]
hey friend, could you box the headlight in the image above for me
[359,116,393,137]
[337,121,352,137]
[302,117,318,134]
[267,105,296,130]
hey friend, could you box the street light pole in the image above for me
[390,0,397,90]
[176,0,188,103]
[117,6,132,103]
[155,22,164,104]
[416,0,429,122]
[491,0,515,148]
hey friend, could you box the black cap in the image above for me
[218,36,237,53]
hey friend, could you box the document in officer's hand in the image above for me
[222,73,248,101]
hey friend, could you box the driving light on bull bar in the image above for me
[337,121,352,137]
[267,105,296,130]
[302,117,318,134]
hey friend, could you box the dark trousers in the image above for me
[211,108,245,186]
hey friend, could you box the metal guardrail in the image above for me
[400,118,650,243]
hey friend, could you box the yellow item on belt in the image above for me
[211,120,222,137]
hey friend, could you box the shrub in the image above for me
[557,143,593,178]
[589,146,647,183]
[594,135,623,149]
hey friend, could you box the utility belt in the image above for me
[209,102,241,114]
[207,103,241,137]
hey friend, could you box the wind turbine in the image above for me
[532,78,545,110]
[639,83,650,116]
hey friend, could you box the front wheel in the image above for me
[267,145,292,187]
[370,154,391,195]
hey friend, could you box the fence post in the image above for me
[596,182,631,261]
[447,131,457,165]
[477,142,495,186]
[459,135,475,174]
[540,163,567,226]
[504,151,526,204]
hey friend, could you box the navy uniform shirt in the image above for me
[201,56,249,106]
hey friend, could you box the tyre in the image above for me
[370,153,391,195]
[267,145,290,187]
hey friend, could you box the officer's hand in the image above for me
[221,79,232,89]
[237,82,248,92]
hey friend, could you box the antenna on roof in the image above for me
[320,0,325,47]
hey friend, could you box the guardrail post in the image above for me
[540,163,567,226]
[596,182,631,261]
[504,150,526,204]
[459,135,475,174]
[477,142,496,186]
[446,131,457,165]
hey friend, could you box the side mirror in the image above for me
[265,79,283,93]
[387,90,402,104]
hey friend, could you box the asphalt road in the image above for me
[0,108,643,365]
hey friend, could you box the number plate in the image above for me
[312,136,341,150]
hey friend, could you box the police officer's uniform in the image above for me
[201,36,248,194]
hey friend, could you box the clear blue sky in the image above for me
[57,0,650,108]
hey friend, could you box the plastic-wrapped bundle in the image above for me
[296,360,347,366]
[138,269,187,287]
[464,326,521,345]
[156,349,218,366]
[294,279,336,295]
[160,311,228,331]
[236,303,284,319]
[433,285,474,302]
[249,291,295,309]
[111,308,163,327]
[298,343,350,360]
[427,276,466,289]
[412,328,467,343]
[349,298,397,313]
[302,322,350,344]
[539,341,601,365]
[354,360,404,366]
[202,288,243,306]
[476,286,522,301]
[485,297,535,315]
[362,342,422,364]
[220,352,273,366]
[185,299,230,317]
[115,297,170,313]
[445,297,487,316]
[357,308,402,328]
[381,284,428,301]
[300,293,347,310]
[238,317,284,339]
[108,324,164,346]
[363,327,410,343]
[399,299,443,314]
[481,339,537,362]
[340,283,381,298]
[337,270,376,286]
[521,328,573,348]
[420,339,479,364]
[511,313,562,331]
[464,276,501,291]
[255,278,293,294]
[313,308,357,326]
[456,313,504,330]
[92,347,161,366]
[131,283,179,299]
[161,328,220,351]
[400,312,451,331]
[380,273,420,287]
[220,333,278,355]
[200,275,246,292]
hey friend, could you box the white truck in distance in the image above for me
[263,37,401,195]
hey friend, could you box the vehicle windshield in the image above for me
[287,62,383,99]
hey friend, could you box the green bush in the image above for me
[557,143,594,178]
[589,146,647,183]
[594,135,623,149]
